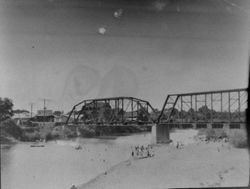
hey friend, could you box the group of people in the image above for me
[175,141,184,149]
[131,145,154,158]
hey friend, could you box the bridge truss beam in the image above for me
[66,97,156,126]
[157,88,247,124]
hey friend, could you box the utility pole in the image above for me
[39,98,52,126]
[44,99,46,125]
[29,103,34,118]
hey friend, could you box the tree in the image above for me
[137,108,149,122]
[169,108,179,117]
[53,111,63,116]
[150,108,161,121]
[13,109,29,115]
[187,108,195,120]
[103,104,112,122]
[198,105,216,120]
[0,97,14,122]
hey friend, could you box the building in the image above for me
[33,109,55,122]
[13,112,30,126]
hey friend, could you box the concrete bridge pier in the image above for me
[151,124,171,144]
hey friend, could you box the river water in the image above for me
[1,133,152,189]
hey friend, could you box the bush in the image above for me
[205,128,216,139]
[0,119,23,139]
[199,128,229,140]
[197,128,248,148]
[45,133,53,141]
[21,132,41,141]
[220,130,228,138]
[63,127,77,138]
[78,126,96,137]
[229,130,248,148]
[23,127,36,133]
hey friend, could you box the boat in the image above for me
[30,144,45,147]
[30,140,45,147]
[97,136,117,140]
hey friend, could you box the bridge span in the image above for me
[66,97,156,126]
[155,88,247,143]
[65,88,247,143]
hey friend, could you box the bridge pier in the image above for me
[152,124,171,144]
[152,123,246,144]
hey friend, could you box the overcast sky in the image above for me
[0,0,249,112]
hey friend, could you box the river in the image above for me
[1,133,152,189]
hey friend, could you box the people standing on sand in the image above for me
[138,147,141,157]
[146,146,150,157]
[132,146,138,157]
[141,145,144,151]
[131,145,154,158]
[136,146,140,157]
[147,145,153,157]
[131,146,135,157]
[140,145,144,156]
[176,142,179,149]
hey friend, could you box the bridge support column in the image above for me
[152,124,171,144]
[151,124,157,144]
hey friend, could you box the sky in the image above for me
[0,0,249,113]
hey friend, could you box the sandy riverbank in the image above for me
[78,129,249,189]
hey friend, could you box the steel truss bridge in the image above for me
[66,88,247,128]
[66,97,156,126]
[157,88,247,129]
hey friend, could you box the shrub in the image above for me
[45,133,53,141]
[0,119,23,139]
[78,126,95,137]
[22,132,41,141]
[199,128,229,140]
[63,127,76,138]
[229,130,248,148]
[220,130,228,138]
[205,128,216,139]
[24,127,36,133]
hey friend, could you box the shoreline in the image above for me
[1,122,149,143]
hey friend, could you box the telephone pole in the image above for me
[44,99,46,125]
[29,103,34,118]
[38,98,52,125]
